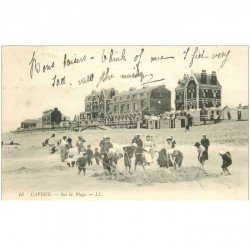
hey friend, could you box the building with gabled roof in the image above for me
[175,70,222,110]
[109,85,171,117]
[20,119,38,129]
[84,88,117,122]
[42,107,62,126]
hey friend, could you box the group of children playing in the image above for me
[194,134,232,175]
[46,133,233,178]
[71,136,102,175]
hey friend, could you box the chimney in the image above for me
[54,107,58,111]
[201,70,207,84]
[211,71,217,85]
[183,74,188,81]
[110,88,116,97]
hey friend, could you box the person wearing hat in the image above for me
[194,142,206,168]
[104,137,113,152]
[170,136,176,149]
[157,138,174,168]
[219,151,232,175]
[76,136,85,154]
[165,137,174,167]
[132,134,146,170]
[98,148,122,178]
[76,151,88,176]
[99,136,113,170]
[99,135,108,155]
[201,134,210,160]
[132,134,143,148]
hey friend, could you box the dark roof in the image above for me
[113,85,168,98]
[175,79,188,89]
[176,72,221,90]
[101,89,117,99]
[22,119,38,123]
[85,91,101,101]
[193,73,220,86]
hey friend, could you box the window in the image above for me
[121,105,125,112]
[134,103,139,111]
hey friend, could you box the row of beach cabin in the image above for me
[18,105,248,132]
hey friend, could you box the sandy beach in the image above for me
[1,120,248,200]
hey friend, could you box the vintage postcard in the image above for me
[1,46,248,200]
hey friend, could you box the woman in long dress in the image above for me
[194,142,206,168]
[60,136,68,162]
[157,137,174,168]
[144,135,154,164]
[165,137,174,168]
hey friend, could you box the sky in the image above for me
[1,46,248,132]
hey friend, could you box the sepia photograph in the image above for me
[1,45,248,200]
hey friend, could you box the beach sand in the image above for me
[1,120,248,200]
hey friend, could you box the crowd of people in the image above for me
[43,132,233,178]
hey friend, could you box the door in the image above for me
[238,111,242,120]
[181,119,185,128]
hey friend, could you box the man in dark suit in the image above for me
[132,134,143,148]
[201,134,210,160]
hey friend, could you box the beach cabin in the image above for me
[187,109,201,126]
[160,111,175,129]
[60,120,70,128]
[20,119,38,130]
[36,118,43,129]
[147,116,160,129]
[222,106,238,120]
[237,104,249,121]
